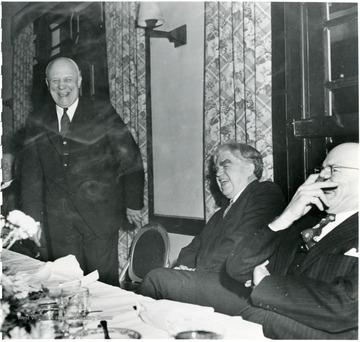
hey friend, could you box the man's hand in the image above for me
[244,260,270,288]
[269,174,338,231]
[30,224,42,247]
[253,260,270,287]
[126,208,142,228]
[173,265,196,271]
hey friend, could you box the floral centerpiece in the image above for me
[1,272,55,339]
[1,210,41,249]
[1,210,54,339]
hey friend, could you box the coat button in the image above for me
[258,302,263,307]
[64,163,68,167]
[63,141,67,145]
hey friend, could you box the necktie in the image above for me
[301,214,336,251]
[223,200,233,218]
[60,108,70,137]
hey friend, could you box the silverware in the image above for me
[100,320,110,339]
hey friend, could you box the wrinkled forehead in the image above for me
[214,149,241,165]
[48,60,78,78]
[323,145,359,167]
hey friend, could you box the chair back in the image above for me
[128,222,170,283]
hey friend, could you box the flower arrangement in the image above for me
[1,210,41,249]
[1,210,52,338]
[1,271,55,339]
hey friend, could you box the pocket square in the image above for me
[344,248,359,257]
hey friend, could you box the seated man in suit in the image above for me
[138,142,286,315]
[228,142,358,339]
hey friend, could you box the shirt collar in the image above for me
[317,210,358,241]
[230,187,245,204]
[56,98,79,122]
[1,179,13,190]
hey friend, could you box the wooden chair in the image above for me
[119,222,170,291]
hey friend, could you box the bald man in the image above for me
[229,143,359,339]
[21,57,144,286]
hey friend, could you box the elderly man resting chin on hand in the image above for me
[230,142,359,340]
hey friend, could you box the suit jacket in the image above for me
[21,97,144,240]
[176,180,286,274]
[250,212,358,339]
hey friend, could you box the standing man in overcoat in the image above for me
[21,57,144,286]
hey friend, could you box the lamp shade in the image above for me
[137,2,165,28]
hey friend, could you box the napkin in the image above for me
[137,299,223,336]
[27,254,84,290]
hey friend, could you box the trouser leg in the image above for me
[50,220,119,287]
[137,268,197,303]
[82,230,120,287]
[138,268,253,316]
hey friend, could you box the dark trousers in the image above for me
[137,267,263,320]
[49,215,120,287]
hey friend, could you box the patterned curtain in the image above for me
[13,24,36,132]
[204,2,273,220]
[104,2,148,271]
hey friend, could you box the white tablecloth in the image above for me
[2,250,265,339]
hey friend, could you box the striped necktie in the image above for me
[301,214,336,251]
[60,108,70,137]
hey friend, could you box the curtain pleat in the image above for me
[204,2,273,220]
[104,2,148,271]
[13,24,36,132]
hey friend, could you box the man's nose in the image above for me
[58,80,66,89]
[319,168,331,179]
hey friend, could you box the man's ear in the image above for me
[245,163,255,176]
[77,75,82,88]
[45,78,49,89]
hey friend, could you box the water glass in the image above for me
[64,287,91,335]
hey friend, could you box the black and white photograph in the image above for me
[1,1,358,339]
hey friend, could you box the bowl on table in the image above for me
[75,327,141,339]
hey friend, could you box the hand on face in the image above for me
[285,174,338,219]
[270,143,358,231]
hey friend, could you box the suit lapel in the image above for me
[299,213,358,272]
[43,106,63,155]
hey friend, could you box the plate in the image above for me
[175,330,222,339]
[75,327,141,339]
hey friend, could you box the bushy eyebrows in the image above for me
[219,159,232,166]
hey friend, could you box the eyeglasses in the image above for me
[314,165,359,176]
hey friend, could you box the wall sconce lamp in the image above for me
[137,2,187,48]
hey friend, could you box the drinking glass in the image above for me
[64,287,91,336]
[42,279,81,337]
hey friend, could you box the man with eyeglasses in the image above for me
[228,142,358,339]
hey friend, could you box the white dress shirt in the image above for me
[317,210,358,241]
[56,99,79,131]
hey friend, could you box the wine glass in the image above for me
[42,279,81,337]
